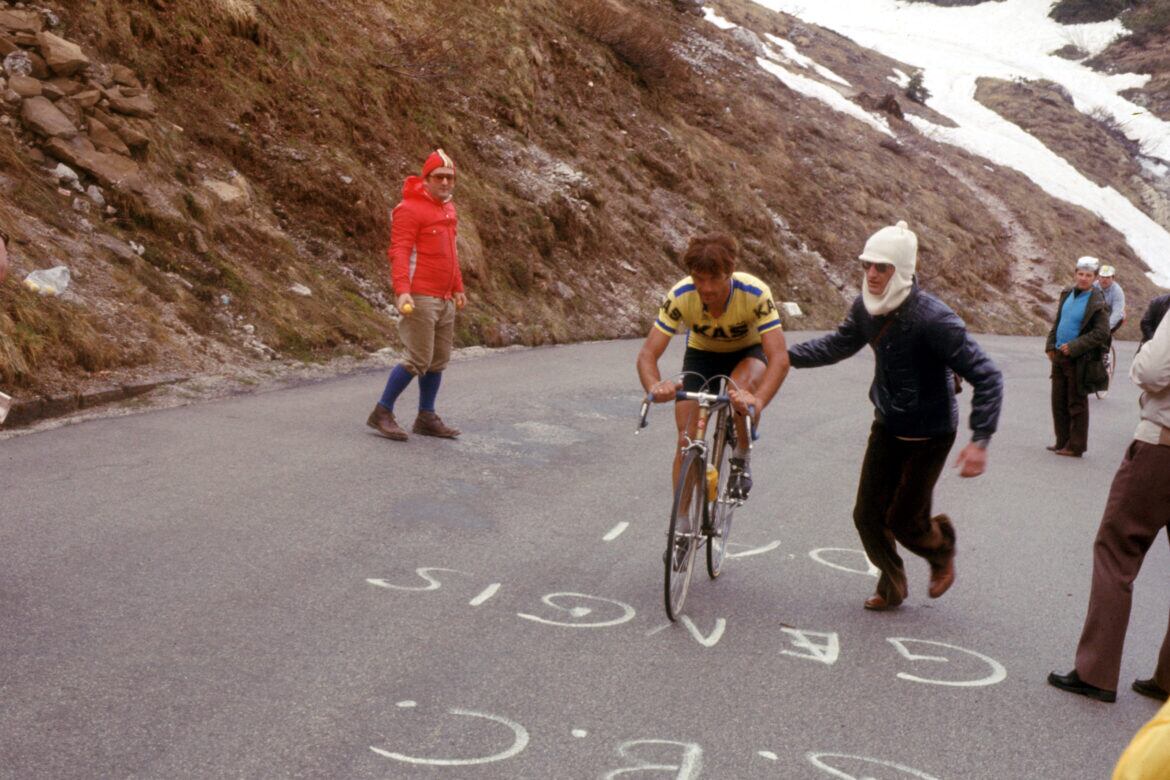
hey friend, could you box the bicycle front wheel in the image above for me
[665,449,704,621]
[707,407,737,579]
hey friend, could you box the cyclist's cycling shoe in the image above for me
[728,457,752,500]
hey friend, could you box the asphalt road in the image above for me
[1,333,1166,779]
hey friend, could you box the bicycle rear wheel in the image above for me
[707,407,737,579]
[665,449,704,621]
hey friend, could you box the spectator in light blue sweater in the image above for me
[1045,256,1111,457]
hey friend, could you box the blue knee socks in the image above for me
[378,364,414,412]
[418,372,442,413]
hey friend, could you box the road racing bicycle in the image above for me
[638,375,755,621]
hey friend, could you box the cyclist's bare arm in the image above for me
[637,328,680,403]
[728,329,790,416]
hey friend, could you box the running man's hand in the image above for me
[396,292,415,314]
[454,291,467,310]
[954,443,987,478]
[649,378,681,403]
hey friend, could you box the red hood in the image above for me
[402,175,446,204]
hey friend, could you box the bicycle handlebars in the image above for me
[637,390,758,441]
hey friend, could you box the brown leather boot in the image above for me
[413,410,460,438]
[367,405,408,441]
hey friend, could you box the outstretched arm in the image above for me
[637,328,679,402]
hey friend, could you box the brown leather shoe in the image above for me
[864,593,902,611]
[413,411,460,438]
[929,554,956,598]
[367,405,408,441]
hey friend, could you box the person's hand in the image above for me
[1059,343,1071,356]
[649,378,680,403]
[396,292,415,315]
[728,387,758,419]
[454,291,467,310]
[954,443,987,478]
[1046,349,1055,362]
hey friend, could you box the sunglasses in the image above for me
[861,261,893,272]
[429,173,456,183]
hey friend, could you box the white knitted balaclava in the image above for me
[860,220,917,316]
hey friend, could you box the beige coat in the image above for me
[1132,312,1170,446]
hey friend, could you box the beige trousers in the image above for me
[398,295,455,375]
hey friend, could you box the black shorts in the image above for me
[680,344,767,392]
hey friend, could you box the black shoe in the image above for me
[728,457,752,500]
[1133,678,1170,701]
[1047,670,1116,702]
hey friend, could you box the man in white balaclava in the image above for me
[786,221,1004,611]
[860,220,916,316]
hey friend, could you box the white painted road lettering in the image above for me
[809,548,879,577]
[366,567,466,591]
[605,739,703,779]
[779,628,841,665]
[369,708,529,766]
[725,539,783,558]
[808,751,942,779]
[679,616,726,647]
[604,522,630,541]
[889,638,1007,687]
[517,592,637,628]
[469,583,501,606]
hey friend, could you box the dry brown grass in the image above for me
[565,0,689,89]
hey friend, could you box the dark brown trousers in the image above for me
[1051,353,1089,454]
[854,422,957,603]
[1075,440,1170,692]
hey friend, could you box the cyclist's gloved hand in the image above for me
[649,379,681,403]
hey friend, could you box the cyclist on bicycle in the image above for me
[636,233,790,498]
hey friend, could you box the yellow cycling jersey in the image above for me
[654,272,782,352]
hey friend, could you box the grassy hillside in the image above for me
[0,0,1166,405]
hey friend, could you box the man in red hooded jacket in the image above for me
[367,149,467,441]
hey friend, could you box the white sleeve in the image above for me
[1132,312,1170,393]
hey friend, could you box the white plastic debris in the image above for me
[23,266,71,296]
[288,283,312,297]
[782,301,803,318]
[3,51,32,78]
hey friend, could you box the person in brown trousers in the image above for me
[1048,310,1170,703]
[1045,256,1111,457]
[787,221,1004,611]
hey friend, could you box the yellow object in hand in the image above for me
[400,302,414,315]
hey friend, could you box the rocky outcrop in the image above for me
[1,12,156,198]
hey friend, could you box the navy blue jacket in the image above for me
[788,285,1003,441]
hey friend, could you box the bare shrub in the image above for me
[1088,106,1147,157]
[1050,0,1132,23]
[1127,0,1170,39]
[566,0,688,89]
[905,69,930,104]
[374,5,470,82]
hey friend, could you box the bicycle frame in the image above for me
[638,375,755,620]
